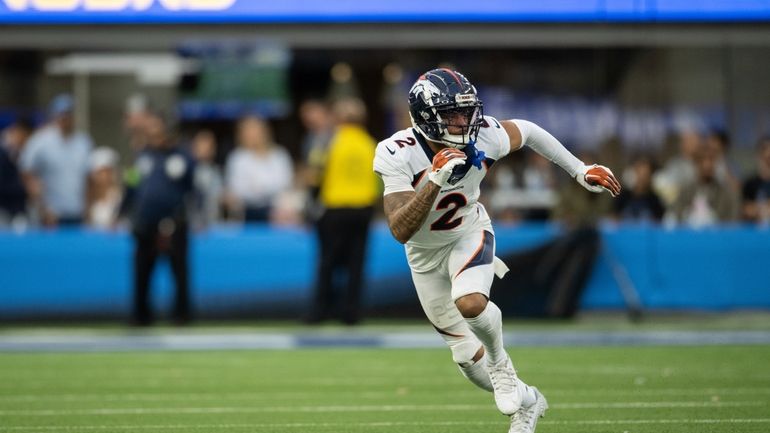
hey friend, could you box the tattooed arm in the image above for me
[378,146,465,244]
[383,183,440,244]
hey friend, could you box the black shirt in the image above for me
[614,189,665,222]
[126,145,195,231]
[0,144,27,216]
[742,175,770,203]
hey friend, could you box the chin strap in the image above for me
[430,129,485,170]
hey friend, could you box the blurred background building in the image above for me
[1,1,769,322]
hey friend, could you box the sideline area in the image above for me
[2,313,769,352]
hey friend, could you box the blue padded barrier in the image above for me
[0,223,768,319]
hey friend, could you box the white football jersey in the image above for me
[374,116,511,272]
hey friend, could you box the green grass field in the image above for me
[1,344,769,433]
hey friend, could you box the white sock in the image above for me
[458,352,493,392]
[464,301,506,364]
[518,378,537,407]
[465,302,538,406]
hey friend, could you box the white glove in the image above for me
[575,164,622,197]
[429,148,467,187]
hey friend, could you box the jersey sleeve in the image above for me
[480,116,511,159]
[373,143,414,196]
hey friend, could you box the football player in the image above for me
[373,68,620,433]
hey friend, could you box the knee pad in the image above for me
[433,319,483,367]
[447,334,483,367]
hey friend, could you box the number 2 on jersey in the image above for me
[430,193,467,231]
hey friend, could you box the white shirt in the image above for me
[373,116,510,271]
[20,125,93,217]
[225,146,293,208]
[88,188,122,229]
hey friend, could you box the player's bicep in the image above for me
[500,120,523,153]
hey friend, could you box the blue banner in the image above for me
[1,223,769,319]
[1,0,770,24]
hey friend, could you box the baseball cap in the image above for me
[49,94,74,117]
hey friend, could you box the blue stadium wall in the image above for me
[0,223,768,320]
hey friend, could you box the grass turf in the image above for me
[1,345,769,432]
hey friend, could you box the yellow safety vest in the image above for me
[320,124,379,208]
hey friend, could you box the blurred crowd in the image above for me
[1,92,770,232]
[0,93,312,231]
[488,128,770,228]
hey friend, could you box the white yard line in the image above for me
[1,329,769,351]
[555,401,765,408]
[0,401,764,416]
[2,387,769,402]
[547,418,770,425]
[2,418,770,431]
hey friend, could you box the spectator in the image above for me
[705,128,742,192]
[598,136,626,183]
[552,152,614,227]
[486,155,522,222]
[653,129,700,207]
[613,155,665,223]
[224,115,293,223]
[299,98,335,163]
[122,110,195,326]
[299,98,335,223]
[269,187,306,227]
[20,94,93,227]
[0,120,32,226]
[191,129,223,228]
[124,93,151,156]
[520,152,558,220]
[306,98,379,325]
[671,144,738,227]
[86,147,122,230]
[488,152,557,222]
[741,136,770,224]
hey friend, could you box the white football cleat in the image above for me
[508,386,548,433]
[486,356,521,415]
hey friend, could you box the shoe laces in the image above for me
[488,360,517,394]
[509,410,531,433]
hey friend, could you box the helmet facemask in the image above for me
[434,103,483,149]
